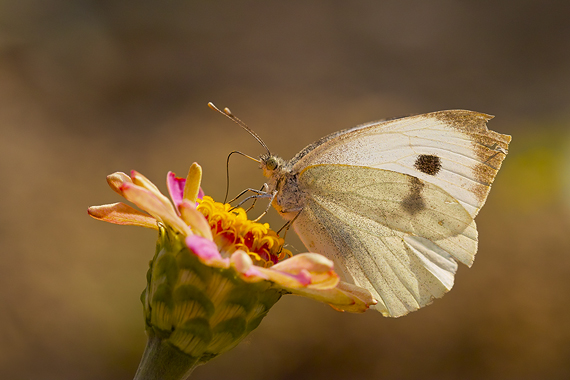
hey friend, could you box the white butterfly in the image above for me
[215,105,511,317]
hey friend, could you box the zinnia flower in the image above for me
[88,163,375,380]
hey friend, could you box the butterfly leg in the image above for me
[243,184,270,212]
[277,209,302,237]
[228,184,269,204]
[273,210,303,255]
[251,190,278,222]
[231,191,272,212]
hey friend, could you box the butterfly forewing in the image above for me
[289,110,511,218]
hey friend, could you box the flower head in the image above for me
[88,163,375,379]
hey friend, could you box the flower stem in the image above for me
[133,332,201,380]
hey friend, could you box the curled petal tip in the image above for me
[106,172,132,195]
[231,251,268,280]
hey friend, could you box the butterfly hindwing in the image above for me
[292,164,477,317]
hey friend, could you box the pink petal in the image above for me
[130,171,176,214]
[121,182,191,235]
[87,202,158,229]
[295,269,312,286]
[197,188,205,200]
[251,265,314,286]
[252,253,340,289]
[231,251,268,280]
[271,253,335,277]
[167,171,185,207]
[257,252,377,312]
[185,235,223,262]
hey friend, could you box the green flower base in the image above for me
[134,228,284,379]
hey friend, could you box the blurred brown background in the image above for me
[1,1,570,379]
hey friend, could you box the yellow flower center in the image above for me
[196,196,292,267]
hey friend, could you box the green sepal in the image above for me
[137,226,285,378]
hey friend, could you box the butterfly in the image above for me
[213,104,511,317]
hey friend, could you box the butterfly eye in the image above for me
[266,157,279,171]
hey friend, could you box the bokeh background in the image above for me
[2,1,570,379]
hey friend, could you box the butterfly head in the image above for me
[260,154,287,179]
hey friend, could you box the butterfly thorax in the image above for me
[260,154,305,220]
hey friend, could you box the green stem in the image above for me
[133,333,201,380]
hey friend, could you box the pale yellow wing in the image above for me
[293,164,478,317]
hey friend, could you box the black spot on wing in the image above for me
[414,154,442,176]
[401,177,425,215]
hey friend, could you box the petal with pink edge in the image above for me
[167,171,185,207]
[185,235,225,264]
[130,170,177,215]
[231,250,269,280]
[241,253,338,288]
[87,202,158,229]
[270,253,339,289]
[121,182,191,235]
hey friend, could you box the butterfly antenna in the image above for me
[208,102,271,156]
[224,150,261,203]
